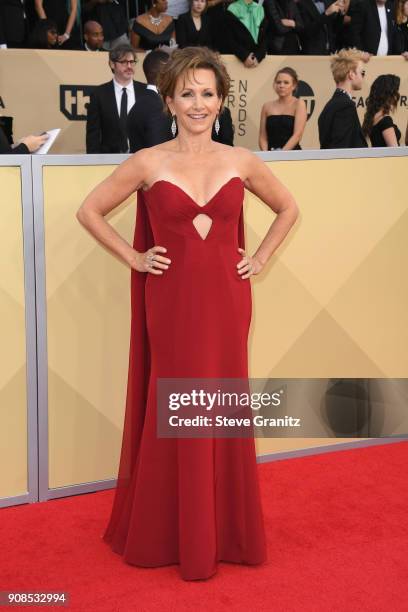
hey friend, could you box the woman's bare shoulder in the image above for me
[295,97,307,111]
[136,13,151,25]
[229,146,264,181]
[261,99,275,113]
[128,144,176,185]
[230,145,259,164]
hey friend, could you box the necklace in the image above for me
[149,13,163,26]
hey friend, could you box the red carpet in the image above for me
[1,441,408,611]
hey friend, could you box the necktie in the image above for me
[119,87,128,152]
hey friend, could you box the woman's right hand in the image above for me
[325,1,341,15]
[244,53,257,68]
[20,133,49,152]
[129,246,171,274]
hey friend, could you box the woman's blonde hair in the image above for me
[330,48,366,84]
[157,46,230,114]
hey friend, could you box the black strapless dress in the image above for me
[369,116,401,147]
[266,114,301,150]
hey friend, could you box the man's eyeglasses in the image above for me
[115,59,137,66]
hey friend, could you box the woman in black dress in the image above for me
[131,0,175,51]
[263,0,303,54]
[258,67,307,150]
[176,0,213,47]
[34,0,79,47]
[362,74,401,147]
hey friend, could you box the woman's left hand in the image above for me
[58,33,70,45]
[237,248,263,279]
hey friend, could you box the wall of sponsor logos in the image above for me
[0,50,407,153]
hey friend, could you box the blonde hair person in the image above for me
[329,47,367,83]
[318,48,368,148]
[77,46,298,582]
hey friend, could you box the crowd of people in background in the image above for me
[1,0,408,61]
[0,1,407,153]
[82,43,407,156]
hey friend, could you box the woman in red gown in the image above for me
[77,46,298,581]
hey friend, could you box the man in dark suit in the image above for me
[86,44,146,153]
[318,48,368,148]
[225,4,267,67]
[351,0,401,55]
[127,50,172,153]
[298,0,344,54]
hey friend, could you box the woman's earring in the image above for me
[214,115,220,135]
[171,115,177,137]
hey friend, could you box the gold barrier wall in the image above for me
[40,154,407,489]
[43,166,134,489]
[250,158,408,454]
[0,50,407,153]
[0,167,28,498]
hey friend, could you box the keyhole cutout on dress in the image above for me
[192,213,213,240]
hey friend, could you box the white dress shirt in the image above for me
[377,5,389,55]
[113,79,136,117]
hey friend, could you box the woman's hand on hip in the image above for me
[237,248,262,279]
[129,246,171,274]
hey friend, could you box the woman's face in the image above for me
[47,27,58,47]
[403,0,408,17]
[166,68,221,136]
[274,72,296,98]
[191,0,207,14]
[153,0,168,13]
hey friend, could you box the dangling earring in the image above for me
[214,115,220,136]
[171,115,177,137]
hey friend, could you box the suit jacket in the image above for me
[298,0,342,54]
[212,106,234,146]
[225,10,267,63]
[127,88,172,153]
[86,80,147,154]
[318,89,367,149]
[351,0,401,54]
[0,0,26,46]
[175,11,213,48]
[263,0,304,54]
[0,124,29,154]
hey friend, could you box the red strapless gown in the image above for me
[103,177,267,580]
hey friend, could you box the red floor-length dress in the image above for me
[103,176,267,580]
